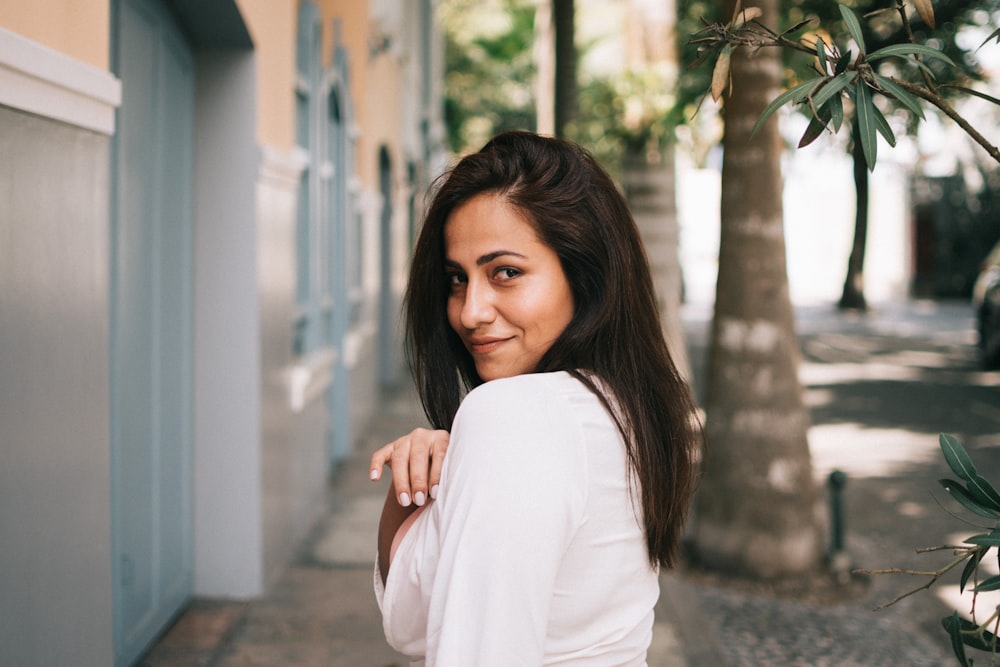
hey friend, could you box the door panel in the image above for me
[112,0,194,663]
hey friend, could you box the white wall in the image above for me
[0,107,115,667]
[257,145,332,589]
[0,30,119,665]
[192,50,264,596]
[677,139,911,307]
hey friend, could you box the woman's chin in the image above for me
[474,364,509,382]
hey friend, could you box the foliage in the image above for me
[856,435,1000,665]
[569,68,680,174]
[440,0,538,153]
[440,0,682,173]
[685,0,1000,170]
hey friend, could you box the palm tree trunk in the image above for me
[838,123,869,310]
[691,0,822,578]
[552,0,576,138]
[533,1,555,136]
[624,145,691,381]
[620,0,689,381]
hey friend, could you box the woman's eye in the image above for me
[446,273,466,288]
[495,267,521,281]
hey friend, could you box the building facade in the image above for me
[0,1,446,664]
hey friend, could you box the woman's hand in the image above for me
[370,428,450,507]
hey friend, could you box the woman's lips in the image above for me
[467,337,510,354]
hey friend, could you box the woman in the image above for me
[370,131,701,665]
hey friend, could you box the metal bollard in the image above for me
[828,469,850,576]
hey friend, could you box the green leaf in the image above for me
[941,479,1000,519]
[959,548,987,592]
[941,434,978,483]
[839,5,866,54]
[944,613,971,667]
[854,82,877,171]
[751,78,821,137]
[798,114,828,148]
[781,19,814,38]
[872,74,924,119]
[815,38,828,76]
[869,43,955,67]
[871,104,896,147]
[973,573,1000,592]
[938,479,1000,519]
[967,473,1000,513]
[965,530,1000,547]
[812,71,853,108]
[980,27,1000,50]
[835,50,851,75]
[967,625,1000,651]
[916,61,938,81]
[798,79,849,148]
[829,93,844,132]
[944,85,1000,107]
[943,613,1000,654]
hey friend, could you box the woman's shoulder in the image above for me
[447,372,596,494]
[459,371,593,415]
[452,371,609,443]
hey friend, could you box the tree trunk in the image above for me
[533,0,555,136]
[624,146,691,382]
[552,0,576,138]
[838,123,869,311]
[691,0,822,578]
[620,0,688,382]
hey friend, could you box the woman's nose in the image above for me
[460,279,496,329]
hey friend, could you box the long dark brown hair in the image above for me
[405,131,701,568]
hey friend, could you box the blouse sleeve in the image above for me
[379,376,589,665]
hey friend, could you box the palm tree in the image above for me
[552,0,576,137]
[691,0,822,578]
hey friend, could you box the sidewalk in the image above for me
[143,300,1000,666]
[142,382,716,666]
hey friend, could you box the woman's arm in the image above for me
[388,376,588,665]
[370,427,449,583]
[376,486,417,583]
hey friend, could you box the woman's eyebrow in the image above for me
[475,250,527,266]
[444,251,528,269]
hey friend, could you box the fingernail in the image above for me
[430,484,439,500]
[399,492,411,507]
[414,491,426,506]
[369,469,379,481]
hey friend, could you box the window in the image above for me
[294,1,322,356]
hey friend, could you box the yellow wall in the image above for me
[314,0,404,190]
[233,0,406,165]
[360,53,403,187]
[0,0,109,70]
[236,0,297,150]
[0,0,409,171]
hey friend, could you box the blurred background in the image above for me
[1,1,998,665]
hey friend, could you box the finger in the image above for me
[428,431,450,500]
[407,429,433,507]
[390,442,413,507]
[368,443,395,481]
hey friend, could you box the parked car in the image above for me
[973,240,1000,368]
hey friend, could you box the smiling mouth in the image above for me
[467,337,510,355]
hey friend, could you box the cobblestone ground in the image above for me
[680,300,1000,666]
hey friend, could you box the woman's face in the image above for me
[445,193,575,382]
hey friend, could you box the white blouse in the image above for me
[375,371,658,666]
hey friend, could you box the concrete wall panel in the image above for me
[0,108,114,667]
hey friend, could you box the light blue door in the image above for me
[111,0,194,663]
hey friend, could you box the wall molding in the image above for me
[0,27,121,135]
[259,144,308,190]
